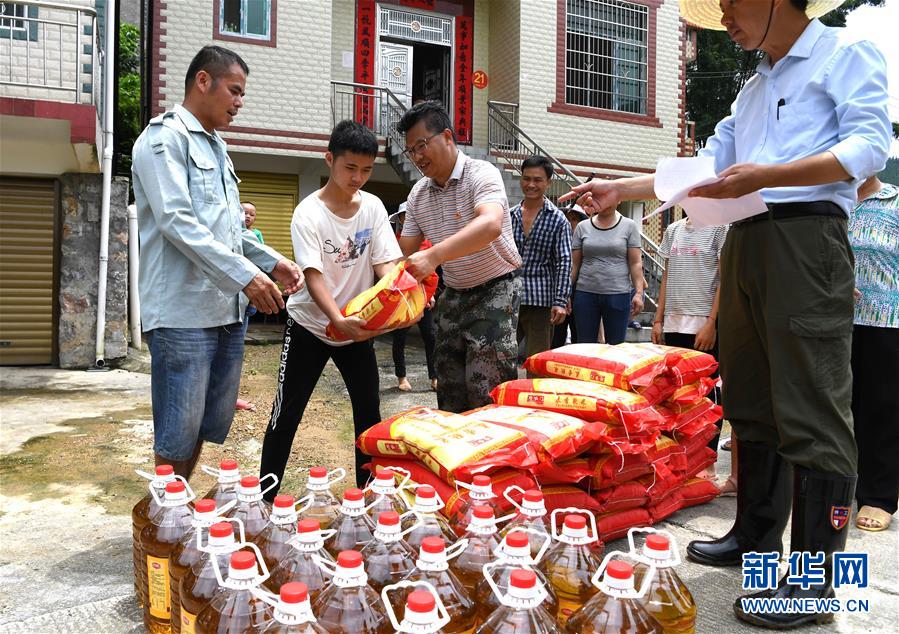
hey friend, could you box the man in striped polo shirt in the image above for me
[397,101,522,413]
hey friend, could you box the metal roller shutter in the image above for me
[236,171,299,261]
[0,178,57,365]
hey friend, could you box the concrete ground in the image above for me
[0,335,895,633]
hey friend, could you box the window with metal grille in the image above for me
[220,0,270,40]
[565,0,648,115]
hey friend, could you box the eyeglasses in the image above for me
[402,132,442,159]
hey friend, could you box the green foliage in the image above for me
[117,22,141,173]
[686,0,885,150]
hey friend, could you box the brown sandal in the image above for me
[856,505,892,532]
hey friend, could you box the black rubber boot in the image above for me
[687,440,792,566]
[734,466,857,629]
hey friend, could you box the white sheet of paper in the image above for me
[653,157,767,227]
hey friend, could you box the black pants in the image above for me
[392,307,436,379]
[663,330,722,452]
[551,314,576,349]
[260,319,381,496]
[852,324,899,514]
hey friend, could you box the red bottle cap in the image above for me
[280,582,308,604]
[273,494,295,508]
[309,467,327,478]
[155,464,174,476]
[506,531,529,549]
[564,515,587,530]
[165,481,186,494]
[231,551,256,570]
[209,522,233,538]
[523,489,544,503]
[376,469,395,481]
[607,560,633,580]
[472,475,491,487]
[417,485,436,498]
[472,505,494,520]
[646,534,670,552]
[337,550,363,569]
[220,459,238,470]
[378,511,400,526]
[297,519,320,533]
[240,476,259,488]
[344,488,364,502]
[195,499,216,513]
[406,590,436,613]
[510,569,537,589]
[421,536,445,554]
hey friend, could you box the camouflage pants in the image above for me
[434,275,521,413]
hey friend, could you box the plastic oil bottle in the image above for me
[500,488,552,560]
[474,529,557,622]
[360,510,421,592]
[564,553,662,634]
[232,474,279,544]
[382,581,452,634]
[450,475,501,536]
[258,494,312,571]
[450,505,510,595]
[255,582,329,634]
[364,467,413,519]
[540,509,605,627]
[477,567,561,634]
[326,487,380,556]
[169,498,236,634]
[404,484,457,552]
[298,466,346,530]
[265,518,336,602]
[396,536,477,634]
[195,547,273,633]
[311,550,391,633]
[141,478,196,634]
[628,529,696,634]
[178,519,246,634]
[132,464,176,606]
[202,459,242,511]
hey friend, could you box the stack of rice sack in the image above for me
[356,342,723,542]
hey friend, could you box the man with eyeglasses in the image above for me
[397,101,522,413]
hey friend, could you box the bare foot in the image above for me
[236,399,256,411]
[397,377,412,392]
[430,378,438,391]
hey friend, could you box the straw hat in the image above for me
[678,0,845,30]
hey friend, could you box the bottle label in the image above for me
[180,608,197,634]
[146,555,170,619]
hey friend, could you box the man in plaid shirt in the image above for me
[511,156,572,364]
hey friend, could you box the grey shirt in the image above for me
[572,214,641,294]
[132,105,284,330]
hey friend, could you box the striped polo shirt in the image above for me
[402,151,522,290]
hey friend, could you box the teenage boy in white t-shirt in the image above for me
[260,120,403,494]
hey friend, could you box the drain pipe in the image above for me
[93,0,117,369]
[128,203,141,348]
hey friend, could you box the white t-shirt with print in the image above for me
[287,190,402,344]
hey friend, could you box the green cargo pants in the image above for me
[719,214,857,475]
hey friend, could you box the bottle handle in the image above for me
[312,553,338,577]
[627,527,681,567]
[197,516,246,552]
[502,485,527,513]
[591,549,656,599]
[214,499,237,517]
[481,561,506,605]
[493,526,552,566]
[149,475,196,508]
[210,541,270,589]
[326,467,347,486]
[444,538,469,561]
[200,464,221,478]
[381,580,451,632]
[294,493,314,515]
[249,586,279,608]
[397,510,423,538]
[259,472,279,497]
[550,507,599,544]
[361,493,386,514]
[134,468,157,481]
[392,466,412,493]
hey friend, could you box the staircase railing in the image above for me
[487,100,665,310]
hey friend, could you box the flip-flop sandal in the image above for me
[856,505,892,532]
[717,477,737,497]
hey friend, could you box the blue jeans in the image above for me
[572,290,631,344]
[146,323,246,460]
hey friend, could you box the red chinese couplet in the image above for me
[454,15,473,144]
[354,0,376,129]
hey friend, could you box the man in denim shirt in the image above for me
[132,46,302,478]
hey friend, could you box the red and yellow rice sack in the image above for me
[326,262,438,341]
